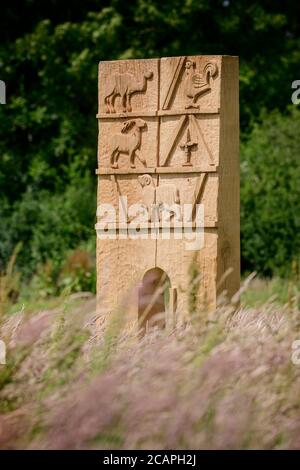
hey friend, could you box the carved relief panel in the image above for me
[97,117,158,169]
[96,55,240,321]
[158,114,220,169]
[98,59,159,116]
[159,56,221,113]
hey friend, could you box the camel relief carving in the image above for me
[104,71,153,113]
[110,119,147,169]
[184,59,218,109]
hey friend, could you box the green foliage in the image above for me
[0,1,300,280]
[241,276,300,309]
[0,176,95,277]
[58,247,96,294]
[241,107,300,276]
[23,245,96,299]
[0,243,22,318]
[0,6,121,278]
[0,347,29,412]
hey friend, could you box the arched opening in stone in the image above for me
[138,267,176,334]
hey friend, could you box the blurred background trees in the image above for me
[0,0,300,289]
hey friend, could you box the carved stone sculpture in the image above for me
[138,174,181,222]
[104,71,153,113]
[96,56,240,333]
[180,128,198,166]
[156,184,180,222]
[110,119,147,169]
[138,174,156,221]
[184,60,218,109]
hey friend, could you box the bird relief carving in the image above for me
[183,59,218,109]
[104,71,153,113]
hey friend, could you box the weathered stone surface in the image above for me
[96,56,240,330]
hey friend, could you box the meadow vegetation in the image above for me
[1,280,300,449]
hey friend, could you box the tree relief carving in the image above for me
[179,127,198,166]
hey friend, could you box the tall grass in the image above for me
[1,274,300,449]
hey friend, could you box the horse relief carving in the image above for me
[104,71,153,113]
[110,119,147,169]
[184,59,218,109]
